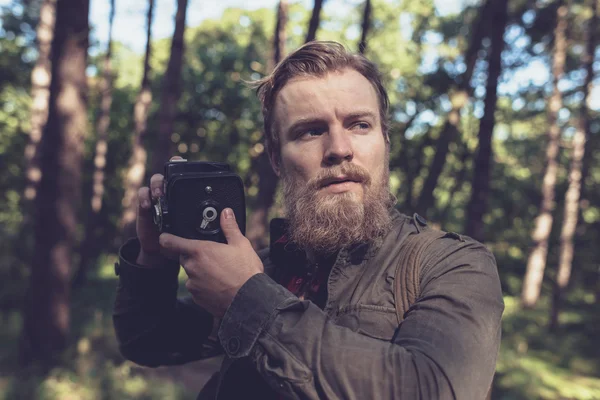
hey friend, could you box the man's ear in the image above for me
[269,148,281,177]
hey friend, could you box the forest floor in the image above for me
[1,262,600,399]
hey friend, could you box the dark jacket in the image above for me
[113,210,504,399]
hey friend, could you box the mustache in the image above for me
[308,163,372,190]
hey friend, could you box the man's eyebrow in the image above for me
[344,111,378,121]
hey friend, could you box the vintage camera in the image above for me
[152,160,246,243]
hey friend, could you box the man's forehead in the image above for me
[273,69,380,123]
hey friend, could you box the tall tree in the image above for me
[247,0,288,249]
[120,0,155,239]
[464,0,509,242]
[20,0,89,366]
[73,0,116,286]
[521,1,569,309]
[358,0,372,54]
[550,0,598,328]
[305,0,324,43]
[150,0,189,174]
[23,0,57,201]
[415,0,494,218]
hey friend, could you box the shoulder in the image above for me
[421,230,497,280]
[387,211,500,292]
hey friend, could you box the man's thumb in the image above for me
[220,208,243,245]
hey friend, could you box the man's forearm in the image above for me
[113,238,214,367]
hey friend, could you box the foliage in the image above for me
[1,0,600,398]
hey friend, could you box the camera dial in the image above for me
[200,206,218,229]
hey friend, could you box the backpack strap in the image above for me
[394,214,446,324]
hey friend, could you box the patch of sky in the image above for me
[512,98,525,111]
[439,94,451,113]
[494,124,510,141]
[239,15,251,28]
[473,99,484,118]
[399,13,413,41]
[423,31,443,45]
[417,109,438,127]
[562,126,576,140]
[405,100,417,117]
[419,47,440,75]
[499,58,549,95]
[345,25,360,41]
[522,10,536,27]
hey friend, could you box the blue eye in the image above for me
[352,122,370,131]
[301,127,325,138]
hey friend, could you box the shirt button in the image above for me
[414,213,428,227]
[227,337,241,355]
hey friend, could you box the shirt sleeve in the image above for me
[217,237,504,400]
[113,238,215,367]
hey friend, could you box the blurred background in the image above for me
[1,0,599,398]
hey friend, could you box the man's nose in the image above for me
[323,126,353,165]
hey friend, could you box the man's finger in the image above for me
[159,233,198,256]
[138,187,151,210]
[150,174,164,199]
[220,208,244,245]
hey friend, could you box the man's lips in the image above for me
[319,176,362,188]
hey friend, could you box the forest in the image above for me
[0,0,599,398]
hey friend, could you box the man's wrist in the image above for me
[136,249,172,268]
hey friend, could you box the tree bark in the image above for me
[415,0,494,218]
[464,0,508,242]
[440,142,470,224]
[73,0,116,287]
[150,0,188,174]
[521,1,568,309]
[20,0,89,367]
[358,0,372,54]
[305,0,324,43]
[273,0,288,67]
[120,0,155,239]
[549,0,597,328]
[247,1,288,249]
[23,0,57,202]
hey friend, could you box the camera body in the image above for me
[153,160,246,243]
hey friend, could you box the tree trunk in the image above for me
[403,128,433,211]
[305,0,324,43]
[23,0,57,202]
[358,0,372,54]
[150,0,188,174]
[247,1,288,249]
[464,0,508,242]
[273,0,288,67]
[549,0,597,328]
[20,0,89,367]
[440,143,470,224]
[415,0,494,218]
[73,0,115,287]
[120,0,155,239]
[521,1,568,309]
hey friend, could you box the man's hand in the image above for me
[135,156,182,267]
[159,208,264,318]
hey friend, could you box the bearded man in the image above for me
[113,41,504,400]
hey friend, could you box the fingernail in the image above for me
[224,208,234,219]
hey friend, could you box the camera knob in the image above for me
[200,206,218,229]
